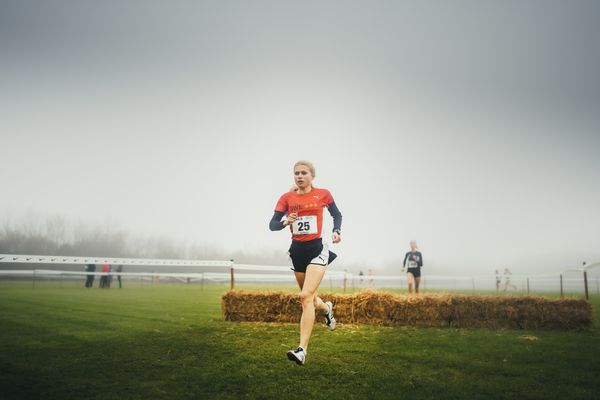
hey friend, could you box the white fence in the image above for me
[0,253,232,268]
[1,254,598,298]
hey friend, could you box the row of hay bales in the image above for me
[221,290,592,330]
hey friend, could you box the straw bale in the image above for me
[221,290,592,330]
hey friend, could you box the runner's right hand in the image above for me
[283,213,298,226]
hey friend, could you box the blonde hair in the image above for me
[294,160,316,177]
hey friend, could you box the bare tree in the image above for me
[46,214,68,246]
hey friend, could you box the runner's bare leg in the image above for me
[407,272,415,294]
[295,271,328,312]
[297,264,327,350]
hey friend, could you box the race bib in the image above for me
[292,215,317,235]
[407,260,418,268]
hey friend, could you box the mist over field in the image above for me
[1,1,599,276]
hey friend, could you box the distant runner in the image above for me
[503,268,516,291]
[269,160,342,365]
[402,240,423,294]
[495,269,502,293]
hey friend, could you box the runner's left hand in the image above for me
[332,232,341,244]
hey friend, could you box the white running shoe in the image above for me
[325,301,336,330]
[287,347,306,365]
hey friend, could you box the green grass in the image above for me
[0,282,599,400]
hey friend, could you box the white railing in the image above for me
[0,254,232,268]
[0,254,598,298]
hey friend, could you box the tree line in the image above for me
[0,213,289,265]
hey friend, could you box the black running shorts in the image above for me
[288,238,337,273]
[407,267,421,278]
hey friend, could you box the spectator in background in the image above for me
[100,263,110,288]
[368,269,374,287]
[116,265,123,288]
[107,264,113,288]
[84,264,96,288]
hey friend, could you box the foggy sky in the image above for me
[1,0,599,275]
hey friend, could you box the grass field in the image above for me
[1,282,599,400]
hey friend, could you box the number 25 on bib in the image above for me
[292,216,317,235]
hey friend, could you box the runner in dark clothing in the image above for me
[402,240,423,294]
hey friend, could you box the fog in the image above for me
[1,1,599,275]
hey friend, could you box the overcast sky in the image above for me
[1,1,599,275]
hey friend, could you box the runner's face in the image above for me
[410,241,417,251]
[294,165,313,189]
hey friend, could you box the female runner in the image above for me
[269,160,342,365]
[402,240,423,293]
